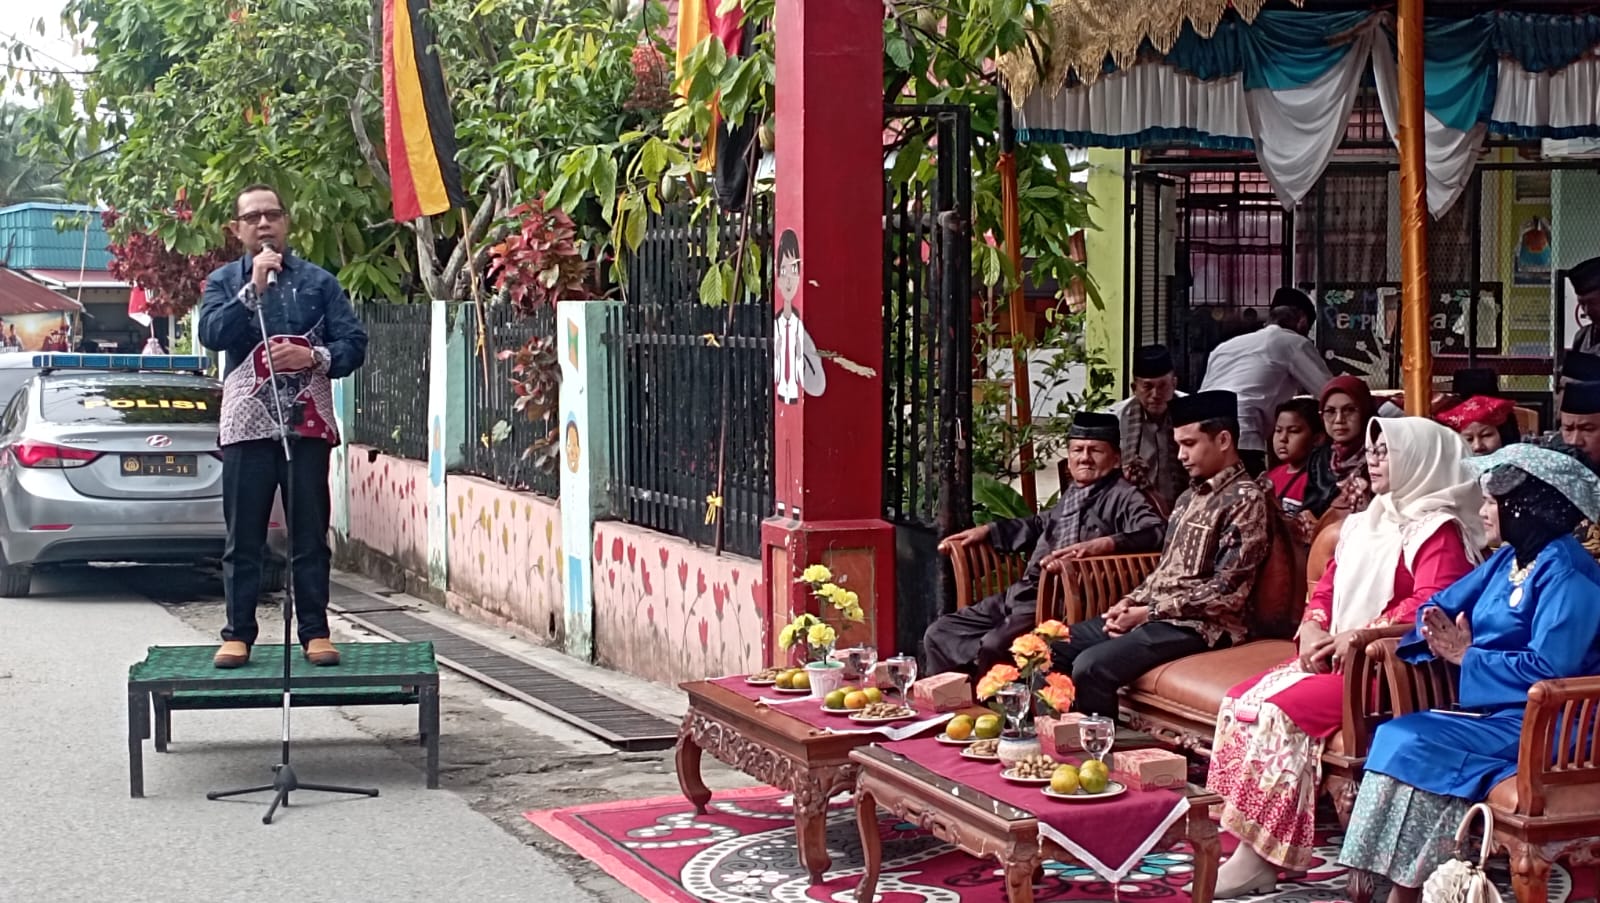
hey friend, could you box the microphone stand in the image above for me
[207,264,379,823]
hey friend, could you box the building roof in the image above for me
[23,268,127,290]
[0,268,85,314]
[0,203,113,271]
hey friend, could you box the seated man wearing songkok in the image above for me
[924,412,1165,676]
[1558,380,1600,559]
[1108,344,1187,513]
[1048,391,1273,720]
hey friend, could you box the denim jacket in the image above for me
[198,251,368,445]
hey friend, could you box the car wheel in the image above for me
[262,561,288,593]
[0,560,31,597]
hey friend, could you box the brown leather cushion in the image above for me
[1251,508,1307,640]
[1129,640,1296,717]
[1306,517,1343,599]
[1487,776,1600,817]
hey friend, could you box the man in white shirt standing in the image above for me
[1197,288,1333,475]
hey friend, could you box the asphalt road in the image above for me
[0,565,635,903]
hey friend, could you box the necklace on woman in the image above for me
[1507,556,1537,608]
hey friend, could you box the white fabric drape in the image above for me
[1491,57,1600,133]
[1017,62,1251,145]
[1371,49,1489,218]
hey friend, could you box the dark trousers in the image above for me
[1240,450,1268,477]
[921,591,1035,677]
[220,439,333,647]
[1049,616,1215,721]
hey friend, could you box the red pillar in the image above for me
[761,0,896,662]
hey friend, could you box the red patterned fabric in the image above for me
[1436,395,1516,432]
[219,335,339,446]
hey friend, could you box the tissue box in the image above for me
[1035,713,1085,759]
[910,672,973,712]
[1111,748,1188,791]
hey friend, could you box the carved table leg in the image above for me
[1186,806,1221,903]
[1510,840,1552,903]
[675,719,712,815]
[854,785,881,903]
[1002,853,1040,903]
[795,777,833,885]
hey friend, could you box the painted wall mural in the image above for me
[346,447,428,574]
[444,475,564,642]
[592,521,766,686]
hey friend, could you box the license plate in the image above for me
[120,454,199,477]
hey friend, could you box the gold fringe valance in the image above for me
[996,0,1305,102]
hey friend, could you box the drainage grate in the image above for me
[332,602,678,752]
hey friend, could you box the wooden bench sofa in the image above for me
[945,514,1402,822]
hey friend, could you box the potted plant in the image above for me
[776,564,864,698]
[976,620,1071,766]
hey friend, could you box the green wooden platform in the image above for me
[126,642,440,798]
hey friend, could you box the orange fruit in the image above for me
[844,690,870,710]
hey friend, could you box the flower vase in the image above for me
[805,660,846,698]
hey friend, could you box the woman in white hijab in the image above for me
[1202,417,1486,897]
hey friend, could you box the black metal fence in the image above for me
[352,303,431,461]
[606,200,775,559]
[457,303,561,498]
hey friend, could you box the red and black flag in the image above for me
[674,0,762,211]
[382,0,468,221]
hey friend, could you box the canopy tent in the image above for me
[1008,8,1600,217]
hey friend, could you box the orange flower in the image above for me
[976,664,1020,701]
[1010,633,1052,670]
[1036,673,1076,714]
[1033,619,1070,642]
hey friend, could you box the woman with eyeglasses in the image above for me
[1301,376,1379,523]
[1338,442,1600,903]
[1203,418,1485,897]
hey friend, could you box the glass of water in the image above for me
[884,655,918,705]
[1078,715,1115,764]
[994,682,1030,738]
[834,645,878,683]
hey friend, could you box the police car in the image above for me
[0,353,286,597]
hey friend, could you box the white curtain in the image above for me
[1371,49,1489,219]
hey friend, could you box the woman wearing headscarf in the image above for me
[1338,441,1600,903]
[1436,395,1521,456]
[1204,418,1486,896]
[1302,376,1379,522]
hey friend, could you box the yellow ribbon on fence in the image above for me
[704,493,724,525]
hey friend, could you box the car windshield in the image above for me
[41,380,223,425]
[0,370,36,410]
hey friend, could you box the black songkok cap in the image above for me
[1563,351,1600,383]
[1562,381,1600,416]
[1170,390,1238,427]
[1451,368,1498,399]
[1570,256,1600,296]
[1068,411,1120,444]
[1132,345,1175,380]
[1271,287,1316,324]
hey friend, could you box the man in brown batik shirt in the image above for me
[1049,390,1272,721]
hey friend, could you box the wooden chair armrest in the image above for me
[1367,635,1461,717]
[1514,676,1600,817]
[1047,553,1161,625]
[1337,625,1411,760]
[943,539,1027,611]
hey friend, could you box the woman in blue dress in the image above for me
[1338,441,1600,903]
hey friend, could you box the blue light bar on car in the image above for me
[31,353,211,372]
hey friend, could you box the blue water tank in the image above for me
[0,203,114,270]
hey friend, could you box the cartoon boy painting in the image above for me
[773,229,825,404]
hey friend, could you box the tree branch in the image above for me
[351,0,391,190]
[440,165,509,295]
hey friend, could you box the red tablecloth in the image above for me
[708,675,950,740]
[880,737,1191,882]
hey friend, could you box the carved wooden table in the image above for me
[849,744,1222,903]
[676,679,891,885]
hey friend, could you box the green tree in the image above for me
[0,104,67,205]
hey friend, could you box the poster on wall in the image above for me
[1514,218,1554,286]
[1316,283,1401,387]
[1430,284,1502,355]
[0,313,75,352]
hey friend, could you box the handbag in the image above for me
[1422,803,1503,903]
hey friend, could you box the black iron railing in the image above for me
[607,200,775,559]
[352,303,431,461]
[458,303,560,498]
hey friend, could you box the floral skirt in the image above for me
[1205,665,1324,870]
[1337,772,1469,888]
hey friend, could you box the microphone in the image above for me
[262,242,279,288]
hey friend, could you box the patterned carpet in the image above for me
[526,787,1591,903]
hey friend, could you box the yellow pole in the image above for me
[998,88,1038,510]
[1397,0,1432,414]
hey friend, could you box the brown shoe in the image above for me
[303,637,340,667]
[213,640,250,669]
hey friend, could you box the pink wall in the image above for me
[346,447,428,574]
[443,475,564,642]
[593,521,766,685]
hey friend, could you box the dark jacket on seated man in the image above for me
[923,412,1165,676]
[1049,390,1273,720]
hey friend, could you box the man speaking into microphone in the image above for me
[199,184,368,669]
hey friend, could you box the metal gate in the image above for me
[882,104,973,654]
